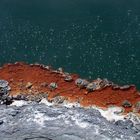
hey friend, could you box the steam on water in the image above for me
[0,0,140,88]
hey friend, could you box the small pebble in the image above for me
[122,100,132,108]
[26,82,33,89]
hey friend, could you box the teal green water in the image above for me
[0,0,140,88]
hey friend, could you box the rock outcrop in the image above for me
[0,102,140,140]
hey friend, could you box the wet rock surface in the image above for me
[0,102,140,140]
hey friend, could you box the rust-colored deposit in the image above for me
[0,62,140,113]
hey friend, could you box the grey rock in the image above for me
[115,120,134,129]
[49,82,58,90]
[103,79,113,86]
[26,94,48,103]
[13,94,27,100]
[8,110,19,116]
[0,80,8,88]
[135,124,140,131]
[120,85,131,90]
[53,96,65,104]
[75,78,89,88]
[86,83,97,92]
[58,67,63,73]
[64,75,73,82]
[0,87,8,95]
[112,84,120,90]
[0,102,139,140]
[0,80,12,105]
[122,100,132,108]
[75,78,83,85]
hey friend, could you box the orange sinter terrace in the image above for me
[0,62,140,113]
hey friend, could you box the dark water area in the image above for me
[0,0,140,89]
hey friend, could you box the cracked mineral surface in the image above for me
[0,101,140,140]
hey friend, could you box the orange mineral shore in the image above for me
[0,62,140,113]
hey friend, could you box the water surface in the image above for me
[0,0,140,88]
